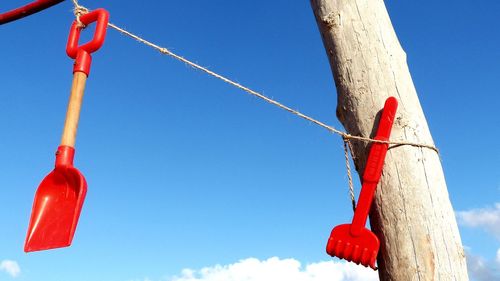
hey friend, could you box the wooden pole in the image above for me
[310,1,469,280]
[61,72,88,148]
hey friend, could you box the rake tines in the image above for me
[326,224,379,269]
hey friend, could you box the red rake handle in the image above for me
[0,0,64,25]
[350,97,398,237]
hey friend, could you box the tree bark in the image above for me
[310,1,469,280]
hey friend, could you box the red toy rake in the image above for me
[326,97,398,269]
[24,8,109,252]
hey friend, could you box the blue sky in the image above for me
[0,1,499,280]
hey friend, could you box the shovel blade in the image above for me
[24,166,87,252]
[326,224,380,269]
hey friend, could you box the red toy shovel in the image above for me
[326,97,398,269]
[25,9,109,252]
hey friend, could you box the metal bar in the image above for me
[0,0,64,25]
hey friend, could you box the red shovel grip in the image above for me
[0,0,64,25]
[66,8,109,76]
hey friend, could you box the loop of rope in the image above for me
[69,2,440,208]
[343,138,356,212]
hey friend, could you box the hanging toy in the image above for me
[24,8,109,252]
[326,97,398,269]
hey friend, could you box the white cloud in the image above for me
[457,203,500,240]
[168,257,378,281]
[0,260,20,278]
[457,203,500,280]
[466,250,500,281]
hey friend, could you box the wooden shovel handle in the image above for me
[60,72,88,147]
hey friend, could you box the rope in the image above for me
[343,139,356,212]
[69,1,439,208]
[71,0,87,28]
[111,22,439,152]
[68,2,438,153]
